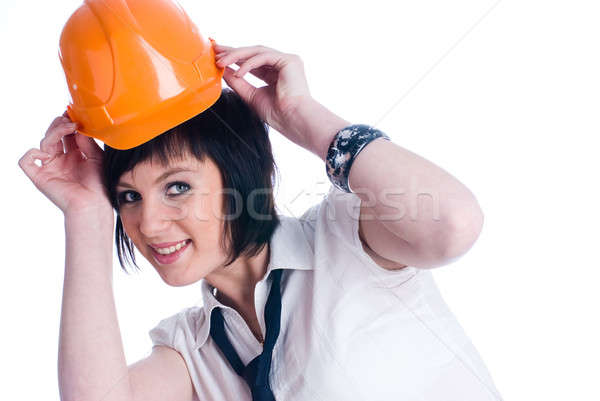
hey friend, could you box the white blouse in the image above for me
[149,185,503,401]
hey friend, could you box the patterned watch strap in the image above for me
[325,124,390,193]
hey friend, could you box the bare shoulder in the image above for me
[128,345,195,401]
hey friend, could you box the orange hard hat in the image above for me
[58,0,225,150]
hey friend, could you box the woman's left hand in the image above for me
[213,42,314,143]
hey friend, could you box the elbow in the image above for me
[441,202,485,262]
[417,203,484,269]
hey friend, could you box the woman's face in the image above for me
[116,153,227,286]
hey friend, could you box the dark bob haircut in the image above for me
[102,88,281,274]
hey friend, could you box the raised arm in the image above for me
[289,99,485,270]
[59,210,133,401]
[211,43,483,270]
[19,115,195,401]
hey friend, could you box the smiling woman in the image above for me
[16,0,504,400]
[103,88,280,279]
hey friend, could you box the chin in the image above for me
[159,271,201,287]
[156,264,208,287]
[163,278,198,287]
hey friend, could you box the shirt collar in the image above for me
[194,214,314,349]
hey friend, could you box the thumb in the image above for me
[223,66,256,104]
[75,132,104,160]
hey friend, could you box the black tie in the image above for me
[209,268,283,401]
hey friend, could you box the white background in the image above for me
[2,0,599,400]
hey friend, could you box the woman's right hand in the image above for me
[18,112,113,217]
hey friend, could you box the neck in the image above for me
[204,242,271,311]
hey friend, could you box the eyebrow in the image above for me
[117,167,194,189]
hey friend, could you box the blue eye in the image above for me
[117,181,191,205]
[118,191,140,205]
[166,181,191,196]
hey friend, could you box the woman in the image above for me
[19,43,502,400]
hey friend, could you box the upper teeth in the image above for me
[154,240,188,254]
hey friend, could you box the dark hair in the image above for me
[102,88,281,274]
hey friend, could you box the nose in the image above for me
[138,195,184,238]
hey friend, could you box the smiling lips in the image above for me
[149,239,190,253]
[150,239,190,248]
[149,239,191,265]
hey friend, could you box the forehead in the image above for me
[117,154,212,186]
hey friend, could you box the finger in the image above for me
[234,52,283,79]
[218,56,277,84]
[217,54,251,68]
[216,45,277,69]
[252,65,279,84]
[214,44,235,52]
[75,131,104,160]
[18,148,52,182]
[48,115,70,131]
[62,133,78,154]
[222,66,258,104]
[45,116,76,139]
[41,121,78,158]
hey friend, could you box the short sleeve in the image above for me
[148,313,180,349]
[308,184,419,288]
[147,308,205,401]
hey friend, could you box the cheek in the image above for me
[189,191,223,224]
[118,213,132,235]
[118,213,142,247]
[185,195,225,250]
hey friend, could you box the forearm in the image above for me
[289,99,483,254]
[284,98,351,161]
[58,210,133,401]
